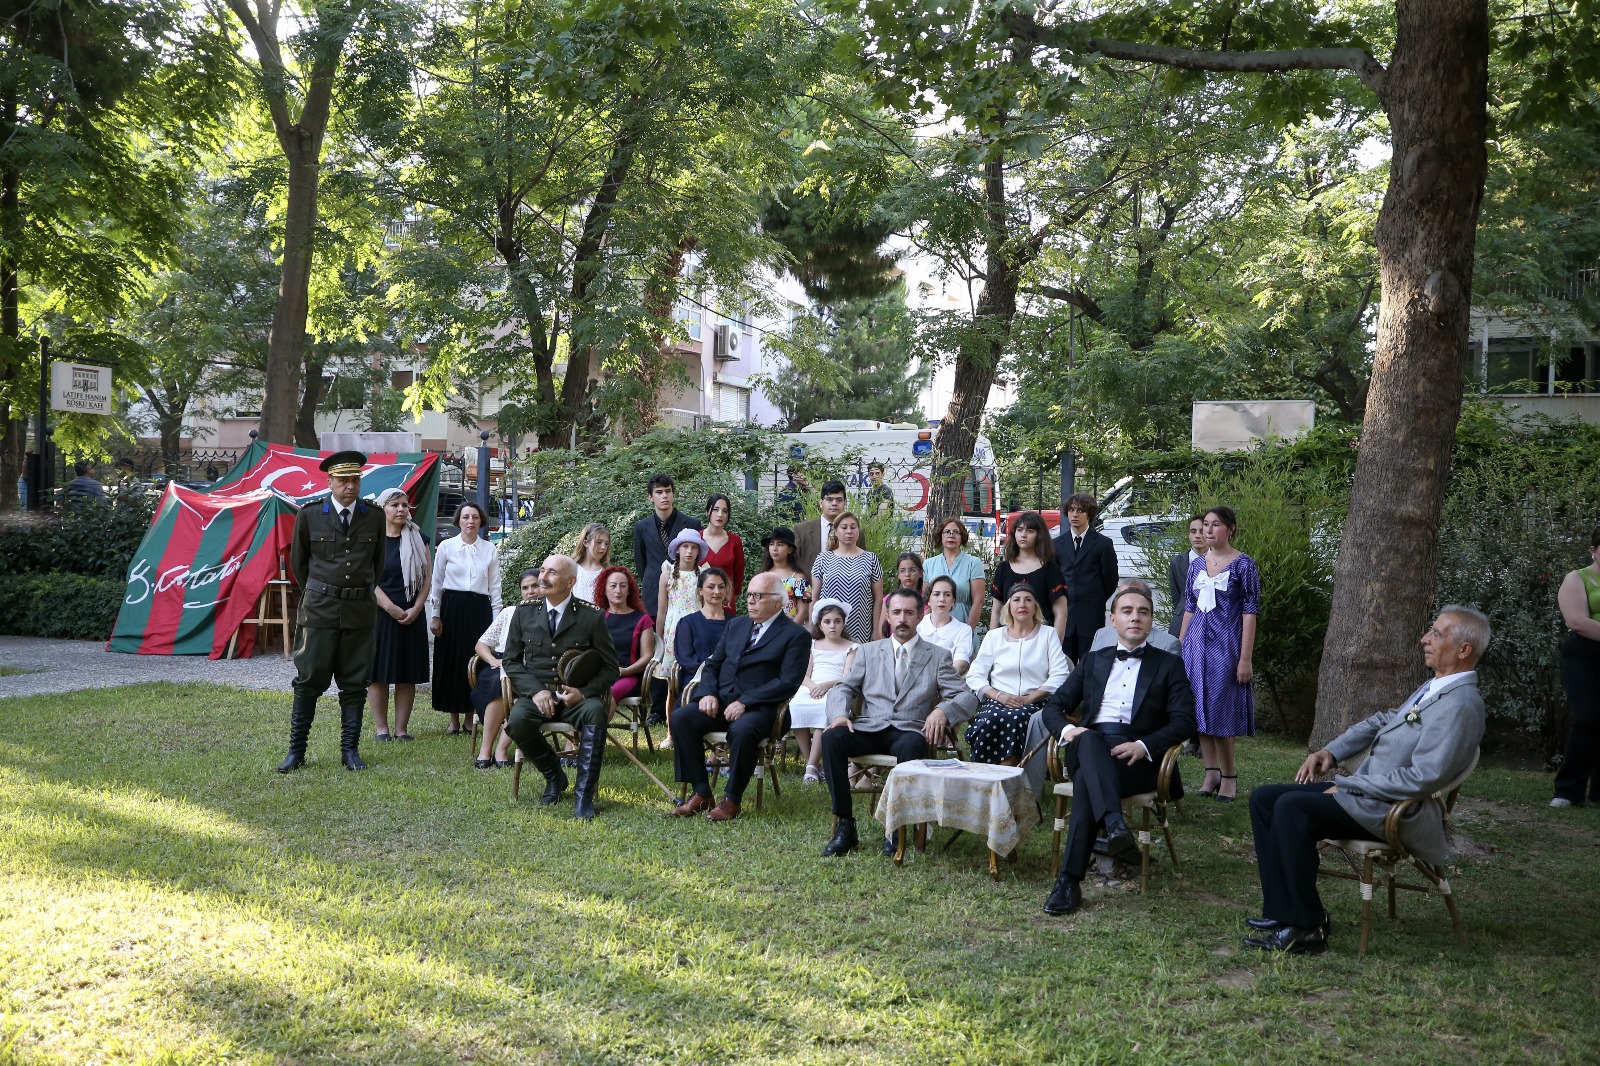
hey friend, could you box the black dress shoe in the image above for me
[823,818,859,857]
[1102,816,1140,866]
[342,749,366,771]
[374,732,392,742]
[1245,912,1333,937]
[881,832,899,858]
[276,753,305,774]
[1043,875,1082,916]
[475,758,494,770]
[1243,925,1328,955]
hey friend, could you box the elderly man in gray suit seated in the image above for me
[1243,604,1490,955]
[819,586,978,858]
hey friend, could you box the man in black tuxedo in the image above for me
[669,572,811,822]
[1053,492,1120,662]
[1038,583,1197,915]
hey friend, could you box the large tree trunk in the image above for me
[928,156,1025,543]
[545,131,635,451]
[295,351,328,448]
[259,139,321,445]
[1310,0,1488,747]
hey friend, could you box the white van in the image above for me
[780,420,1000,542]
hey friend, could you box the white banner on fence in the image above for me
[50,361,113,415]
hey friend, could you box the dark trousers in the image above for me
[1249,783,1377,930]
[504,695,607,761]
[822,725,930,818]
[292,624,374,704]
[1555,633,1600,803]
[1057,727,1150,880]
[1062,629,1093,664]
[671,703,776,803]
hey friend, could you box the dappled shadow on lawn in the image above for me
[2,684,1600,1063]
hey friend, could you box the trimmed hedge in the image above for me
[0,573,126,640]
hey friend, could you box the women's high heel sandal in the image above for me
[1216,774,1238,802]
[1197,767,1221,798]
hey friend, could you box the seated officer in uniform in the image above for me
[1038,583,1197,916]
[502,554,620,819]
[279,450,387,773]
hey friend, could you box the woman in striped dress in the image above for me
[810,512,883,645]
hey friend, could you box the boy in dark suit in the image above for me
[1053,492,1120,662]
[1038,583,1197,915]
[670,573,812,821]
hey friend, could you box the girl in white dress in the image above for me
[788,599,857,783]
[918,575,974,674]
[572,522,612,603]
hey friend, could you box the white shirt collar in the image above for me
[891,633,919,655]
[1115,639,1149,654]
[1188,549,1202,563]
[1423,669,1476,700]
[545,594,571,615]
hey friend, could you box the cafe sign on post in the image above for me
[50,361,113,415]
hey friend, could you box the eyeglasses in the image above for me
[746,591,781,600]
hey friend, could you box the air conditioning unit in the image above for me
[712,324,734,361]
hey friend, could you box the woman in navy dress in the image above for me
[1178,505,1260,802]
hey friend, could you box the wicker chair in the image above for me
[1046,731,1184,892]
[1316,748,1479,957]
[673,668,791,812]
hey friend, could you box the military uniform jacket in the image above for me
[290,498,387,629]
[502,597,620,702]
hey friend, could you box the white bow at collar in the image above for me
[1192,568,1231,613]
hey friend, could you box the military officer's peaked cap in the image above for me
[320,450,367,477]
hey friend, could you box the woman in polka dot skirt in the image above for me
[964,585,1071,763]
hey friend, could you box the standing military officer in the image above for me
[278,451,388,773]
[502,554,620,818]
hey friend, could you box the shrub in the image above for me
[498,428,797,609]
[0,490,155,579]
[0,573,126,640]
[1434,406,1600,742]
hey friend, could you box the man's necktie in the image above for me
[658,519,670,550]
[748,622,763,647]
[1074,534,1083,553]
[339,508,350,535]
[1115,646,1146,661]
[548,608,559,633]
[895,645,908,689]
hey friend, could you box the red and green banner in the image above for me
[210,440,441,526]
[109,444,443,657]
[109,484,299,658]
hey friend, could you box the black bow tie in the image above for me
[1114,646,1147,661]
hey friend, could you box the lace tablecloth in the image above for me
[873,759,1039,857]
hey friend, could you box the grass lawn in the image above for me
[1,684,1597,1065]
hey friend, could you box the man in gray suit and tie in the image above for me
[1244,605,1490,954]
[820,586,978,857]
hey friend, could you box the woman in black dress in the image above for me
[367,488,432,741]
[990,510,1069,646]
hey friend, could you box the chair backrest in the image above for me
[1440,747,1480,815]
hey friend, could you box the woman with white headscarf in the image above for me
[367,487,432,741]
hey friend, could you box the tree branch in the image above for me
[1085,38,1386,98]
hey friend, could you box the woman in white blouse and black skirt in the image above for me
[429,502,502,735]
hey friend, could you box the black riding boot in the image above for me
[573,725,605,820]
[340,696,366,771]
[515,726,567,804]
[277,693,316,773]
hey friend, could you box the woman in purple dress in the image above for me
[1178,506,1259,802]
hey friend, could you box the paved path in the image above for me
[0,636,429,699]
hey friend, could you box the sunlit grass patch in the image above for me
[0,683,1596,1064]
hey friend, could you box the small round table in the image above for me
[873,759,1040,880]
